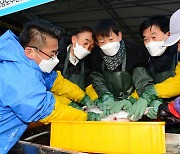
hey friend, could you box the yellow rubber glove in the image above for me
[155,62,180,98]
[40,94,87,124]
[51,71,85,103]
[130,90,139,100]
[56,95,72,105]
[85,84,98,101]
[53,95,83,110]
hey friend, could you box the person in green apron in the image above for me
[55,27,99,109]
[90,19,154,117]
[139,15,178,84]
[153,9,180,132]
[128,15,179,122]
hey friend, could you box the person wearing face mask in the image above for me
[139,15,178,84]
[126,15,179,122]
[0,20,102,153]
[55,27,100,109]
[149,9,180,125]
[90,19,154,117]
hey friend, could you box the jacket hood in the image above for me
[0,30,40,70]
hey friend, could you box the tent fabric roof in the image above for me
[1,0,180,42]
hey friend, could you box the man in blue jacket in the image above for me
[0,20,100,153]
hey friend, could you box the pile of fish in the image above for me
[84,106,152,122]
[84,106,130,122]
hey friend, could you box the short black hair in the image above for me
[73,26,92,36]
[93,19,120,42]
[139,15,169,38]
[19,20,61,48]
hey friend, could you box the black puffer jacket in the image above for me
[147,44,178,84]
[148,44,178,74]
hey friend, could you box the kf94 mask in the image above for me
[100,41,120,56]
[34,50,59,73]
[73,42,90,59]
[39,56,59,73]
[145,41,167,56]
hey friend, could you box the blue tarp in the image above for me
[0,0,54,17]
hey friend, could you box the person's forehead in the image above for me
[77,32,94,44]
[77,31,92,38]
[143,25,163,36]
[97,35,107,40]
[97,31,116,40]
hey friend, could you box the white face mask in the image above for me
[39,57,59,73]
[145,41,167,57]
[34,51,59,73]
[73,42,90,59]
[100,41,120,56]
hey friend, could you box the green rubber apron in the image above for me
[62,47,85,90]
[150,53,177,84]
[102,51,134,100]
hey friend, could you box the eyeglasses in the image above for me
[27,46,59,59]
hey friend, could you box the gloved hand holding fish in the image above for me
[94,96,133,116]
[84,105,153,122]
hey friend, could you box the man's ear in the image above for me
[118,32,122,41]
[24,47,34,60]
[164,31,170,41]
[71,35,76,47]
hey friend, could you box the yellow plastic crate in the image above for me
[50,121,165,154]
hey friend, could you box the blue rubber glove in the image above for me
[147,100,162,119]
[106,99,132,114]
[127,98,148,121]
[79,94,95,109]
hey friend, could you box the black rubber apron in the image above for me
[62,47,85,90]
[102,51,134,100]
